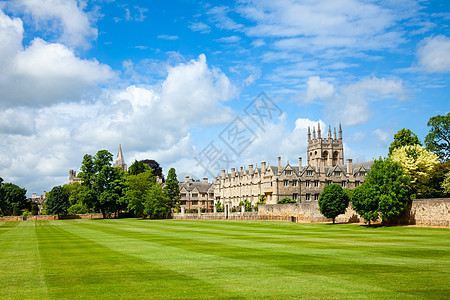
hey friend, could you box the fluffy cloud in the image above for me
[417,35,450,73]
[7,0,97,48]
[305,76,335,103]
[300,76,405,126]
[0,54,237,194]
[237,0,410,53]
[0,10,114,107]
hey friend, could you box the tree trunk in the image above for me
[332,217,335,224]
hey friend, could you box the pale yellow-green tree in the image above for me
[391,145,439,196]
[442,172,450,194]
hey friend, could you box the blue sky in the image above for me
[0,0,449,195]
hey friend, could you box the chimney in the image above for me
[32,193,36,199]
[249,164,254,175]
[347,159,353,176]
[221,170,226,178]
[203,178,208,183]
[299,157,302,168]
[240,166,244,176]
[261,162,266,173]
[231,168,236,177]
[278,156,282,173]
[185,176,190,186]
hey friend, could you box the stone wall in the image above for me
[0,216,24,221]
[393,198,450,227]
[172,211,259,221]
[26,213,103,221]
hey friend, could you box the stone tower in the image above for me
[307,123,344,169]
[113,144,127,172]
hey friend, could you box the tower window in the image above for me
[293,180,297,187]
[283,180,289,186]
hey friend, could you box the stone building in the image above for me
[179,176,215,212]
[113,144,127,172]
[214,123,373,209]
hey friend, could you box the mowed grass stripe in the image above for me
[97,219,450,267]
[64,219,425,299]
[0,222,48,299]
[34,220,230,299]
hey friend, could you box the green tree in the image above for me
[125,169,156,216]
[415,162,450,198]
[318,183,349,224]
[31,202,39,215]
[442,172,450,194]
[215,200,224,212]
[78,154,95,188]
[164,168,181,209]
[67,203,88,215]
[351,183,379,225]
[128,160,148,175]
[388,128,422,156]
[390,145,439,197]
[47,186,70,217]
[277,197,296,204]
[144,185,171,217]
[425,113,450,162]
[365,158,410,222]
[0,183,27,216]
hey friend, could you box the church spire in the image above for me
[308,126,311,141]
[328,125,332,139]
[339,123,343,141]
[317,122,321,139]
[113,144,127,172]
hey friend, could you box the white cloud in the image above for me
[189,21,211,34]
[373,129,391,148]
[207,6,243,30]
[157,34,179,40]
[8,0,97,48]
[0,10,114,107]
[237,0,411,54]
[305,76,335,103]
[417,35,450,73]
[0,54,237,194]
[216,35,241,43]
[299,76,405,126]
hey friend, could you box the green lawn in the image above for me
[0,219,448,299]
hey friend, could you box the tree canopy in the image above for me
[388,128,422,156]
[425,113,450,162]
[141,159,164,182]
[46,185,69,217]
[318,183,349,224]
[390,145,439,197]
[364,158,410,222]
[0,182,28,216]
[351,183,379,225]
[164,168,181,210]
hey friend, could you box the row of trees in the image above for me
[319,113,450,225]
[46,151,180,218]
[0,177,30,216]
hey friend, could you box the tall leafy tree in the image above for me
[365,158,410,222]
[318,183,349,224]
[129,160,148,175]
[388,128,422,156]
[144,185,171,217]
[125,169,156,216]
[351,183,379,225]
[141,159,164,182]
[425,113,450,162]
[164,168,180,209]
[442,172,450,194]
[0,183,27,216]
[46,186,70,217]
[390,145,439,197]
[78,154,95,188]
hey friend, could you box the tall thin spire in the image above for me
[313,126,316,139]
[339,123,343,140]
[308,126,311,140]
[113,144,127,172]
[317,122,321,139]
[328,125,332,139]
[334,127,337,139]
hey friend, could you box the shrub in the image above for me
[12,206,22,216]
[31,202,39,215]
[277,197,296,204]
[67,203,88,215]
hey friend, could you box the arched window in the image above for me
[332,151,339,166]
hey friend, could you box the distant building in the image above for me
[179,176,215,212]
[214,123,373,210]
[27,192,47,214]
[113,144,127,172]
